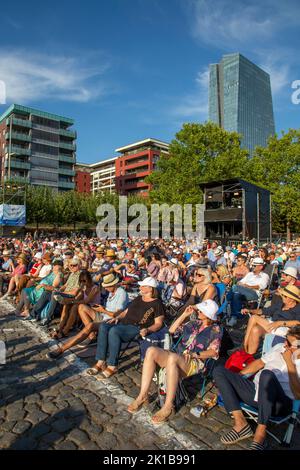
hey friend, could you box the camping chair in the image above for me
[230,334,300,446]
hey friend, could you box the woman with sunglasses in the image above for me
[242,285,300,354]
[177,268,217,315]
[213,325,300,450]
[50,270,101,339]
[232,255,249,282]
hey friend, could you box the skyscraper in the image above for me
[209,53,275,154]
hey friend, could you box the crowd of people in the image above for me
[1,233,300,450]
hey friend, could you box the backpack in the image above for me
[225,349,255,373]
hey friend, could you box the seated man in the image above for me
[213,325,300,450]
[227,257,269,327]
[86,277,165,379]
[242,285,300,354]
[114,259,141,288]
[46,273,129,359]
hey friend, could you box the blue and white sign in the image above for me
[0,204,26,226]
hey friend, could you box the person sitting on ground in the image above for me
[1,254,27,300]
[29,258,81,326]
[50,270,102,339]
[0,250,14,295]
[242,285,300,354]
[213,325,300,450]
[46,273,129,359]
[127,299,222,424]
[227,257,269,327]
[16,260,64,318]
[86,277,164,379]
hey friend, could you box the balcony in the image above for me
[59,154,75,163]
[5,146,31,156]
[59,128,76,138]
[4,175,30,184]
[59,141,76,151]
[58,168,75,176]
[5,159,31,171]
[58,181,75,189]
[6,132,31,142]
[7,118,32,128]
[31,137,59,147]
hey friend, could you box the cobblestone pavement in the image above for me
[0,301,299,451]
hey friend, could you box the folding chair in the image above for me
[238,334,300,446]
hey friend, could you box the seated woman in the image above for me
[213,325,300,450]
[86,277,165,379]
[177,268,217,315]
[47,273,129,359]
[0,250,14,296]
[50,270,101,339]
[242,285,300,354]
[127,299,222,424]
[16,260,64,318]
[1,254,28,300]
[212,265,229,284]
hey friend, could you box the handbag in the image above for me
[225,349,255,373]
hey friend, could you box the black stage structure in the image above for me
[200,179,271,243]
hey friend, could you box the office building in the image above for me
[209,53,275,154]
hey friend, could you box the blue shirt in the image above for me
[105,287,129,314]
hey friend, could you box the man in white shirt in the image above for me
[227,257,269,327]
[213,325,300,450]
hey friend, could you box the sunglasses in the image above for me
[195,273,204,277]
[70,264,78,267]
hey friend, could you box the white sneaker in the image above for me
[227,317,237,327]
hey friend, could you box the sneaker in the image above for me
[227,317,238,327]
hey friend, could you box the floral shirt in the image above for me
[176,320,222,359]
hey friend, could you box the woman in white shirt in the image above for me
[213,325,300,450]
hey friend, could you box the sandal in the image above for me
[220,424,253,445]
[96,366,118,380]
[86,363,106,376]
[151,407,175,425]
[127,396,149,414]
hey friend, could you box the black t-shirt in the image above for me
[263,302,300,322]
[120,296,165,329]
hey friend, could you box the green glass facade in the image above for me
[209,53,275,154]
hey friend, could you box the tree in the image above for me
[146,122,250,205]
[248,129,300,239]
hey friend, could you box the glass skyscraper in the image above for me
[209,53,275,154]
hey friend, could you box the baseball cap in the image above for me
[138,277,158,288]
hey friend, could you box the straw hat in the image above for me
[106,249,116,257]
[278,285,300,303]
[102,273,120,287]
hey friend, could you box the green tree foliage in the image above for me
[146,122,250,205]
[248,129,300,237]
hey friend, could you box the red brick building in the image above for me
[115,138,169,197]
[75,163,91,193]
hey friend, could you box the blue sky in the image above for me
[0,0,299,163]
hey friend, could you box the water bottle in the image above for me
[164,333,171,350]
[0,341,6,365]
